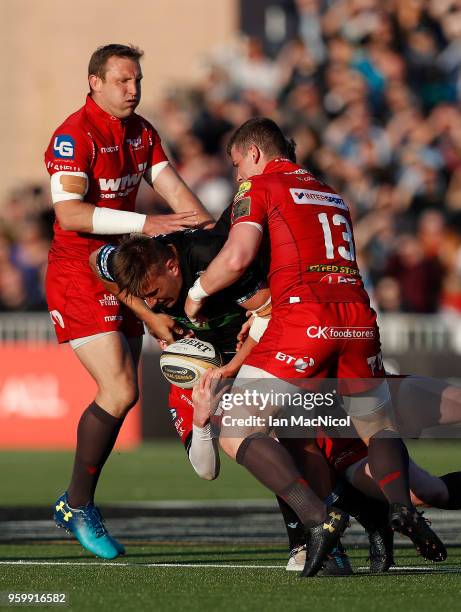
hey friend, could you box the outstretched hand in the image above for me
[142,212,198,236]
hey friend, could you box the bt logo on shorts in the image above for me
[275,352,315,372]
[306,326,375,340]
[53,135,75,159]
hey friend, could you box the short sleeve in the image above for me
[230,179,267,231]
[143,122,170,184]
[44,125,93,203]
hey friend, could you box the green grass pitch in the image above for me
[1,440,461,611]
[1,544,461,612]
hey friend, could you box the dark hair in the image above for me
[113,235,175,297]
[88,44,144,80]
[226,117,290,159]
[285,137,297,163]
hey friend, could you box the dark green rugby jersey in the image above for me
[99,228,266,359]
[155,229,264,358]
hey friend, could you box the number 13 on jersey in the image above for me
[317,212,355,262]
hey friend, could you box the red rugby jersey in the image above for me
[230,158,369,308]
[44,95,168,262]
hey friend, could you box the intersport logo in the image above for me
[307,326,375,340]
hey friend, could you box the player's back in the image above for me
[231,159,369,308]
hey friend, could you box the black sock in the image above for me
[67,402,124,508]
[329,480,389,530]
[367,431,412,507]
[276,496,305,550]
[236,434,326,527]
[438,472,461,509]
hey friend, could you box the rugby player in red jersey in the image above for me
[185,117,446,575]
[44,44,212,559]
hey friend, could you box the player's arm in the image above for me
[56,199,200,235]
[89,246,183,343]
[184,223,262,322]
[206,288,272,379]
[187,425,220,481]
[47,125,208,235]
[54,197,200,237]
[186,376,222,480]
[145,163,214,230]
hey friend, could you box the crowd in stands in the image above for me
[2,0,461,315]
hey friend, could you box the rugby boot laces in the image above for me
[318,540,353,576]
[367,524,394,572]
[389,503,447,562]
[301,507,349,577]
[53,492,122,559]
[90,505,125,555]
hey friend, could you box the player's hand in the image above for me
[144,312,184,346]
[236,316,253,351]
[206,364,238,380]
[142,212,199,236]
[184,294,206,325]
[192,370,229,426]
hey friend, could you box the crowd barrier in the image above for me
[0,313,459,447]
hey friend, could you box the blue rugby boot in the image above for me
[54,493,121,559]
[91,506,125,555]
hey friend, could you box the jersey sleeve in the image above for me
[230,179,268,231]
[142,122,170,184]
[44,124,93,204]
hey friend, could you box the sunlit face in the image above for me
[230,144,265,182]
[140,259,183,309]
[89,56,142,119]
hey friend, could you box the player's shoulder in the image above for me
[169,229,225,268]
[51,104,88,138]
[46,104,92,160]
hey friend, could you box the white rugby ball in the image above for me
[160,338,223,389]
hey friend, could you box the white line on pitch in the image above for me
[0,561,283,569]
[0,561,459,573]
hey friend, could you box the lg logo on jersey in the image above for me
[53,135,75,159]
[275,352,315,372]
[306,326,375,340]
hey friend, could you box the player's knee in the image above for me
[98,380,139,417]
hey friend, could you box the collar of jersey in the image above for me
[85,94,130,124]
[262,158,299,175]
